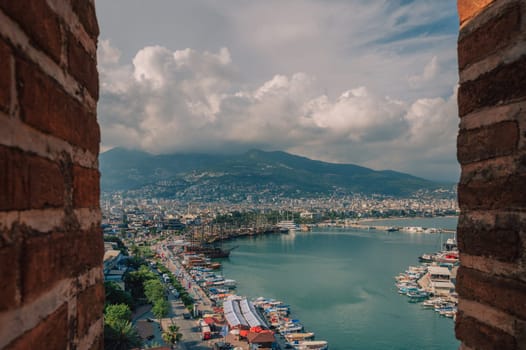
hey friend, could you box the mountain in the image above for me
[99,148,450,198]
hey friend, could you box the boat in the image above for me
[277,220,300,233]
[422,297,446,308]
[290,340,328,350]
[407,290,429,302]
[184,244,236,258]
[223,279,237,288]
[444,238,458,251]
[285,332,315,342]
[418,253,435,263]
[278,320,304,334]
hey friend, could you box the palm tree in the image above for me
[161,324,182,348]
[104,320,142,350]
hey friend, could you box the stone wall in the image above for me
[456,1,526,349]
[0,1,103,349]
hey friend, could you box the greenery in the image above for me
[105,304,132,326]
[152,298,170,319]
[104,304,141,350]
[105,282,134,310]
[104,320,142,350]
[123,265,158,300]
[124,256,147,270]
[128,244,154,259]
[162,324,182,345]
[156,262,194,308]
[144,279,165,304]
[100,148,451,198]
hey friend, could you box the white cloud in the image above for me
[98,39,121,65]
[408,56,439,87]
[98,42,459,180]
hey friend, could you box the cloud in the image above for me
[408,56,439,87]
[97,0,459,100]
[98,42,459,181]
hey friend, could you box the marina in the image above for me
[220,216,460,350]
[160,239,329,350]
[151,216,459,349]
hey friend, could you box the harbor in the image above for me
[157,238,329,350]
[394,237,459,319]
[138,216,460,349]
[219,216,460,350]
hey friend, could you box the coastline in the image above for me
[357,215,459,223]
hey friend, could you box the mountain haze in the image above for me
[100,148,448,198]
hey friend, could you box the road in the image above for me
[156,243,218,349]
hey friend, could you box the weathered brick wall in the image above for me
[456,1,526,349]
[0,1,103,349]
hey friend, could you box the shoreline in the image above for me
[357,215,459,223]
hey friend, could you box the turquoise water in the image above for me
[220,217,459,350]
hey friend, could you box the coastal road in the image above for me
[158,244,218,349]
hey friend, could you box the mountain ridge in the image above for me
[99,147,452,198]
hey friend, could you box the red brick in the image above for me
[67,31,99,99]
[0,243,20,311]
[457,121,519,164]
[0,145,29,210]
[458,174,526,211]
[0,39,11,112]
[16,57,100,154]
[70,0,100,38]
[458,55,526,117]
[29,155,65,208]
[22,229,103,302]
[457,212,522,262]
[455,311,517,350]
[457,0,496,25]
[73,166,100,208]
[458,3,522,69]
[77,282,104,336]
[0,145,64,211]
[74,227,104,273]
[5,303,68,350]
[0,0,62,63]
[457,267,526,319]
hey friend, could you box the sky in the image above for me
[96,0,460,181]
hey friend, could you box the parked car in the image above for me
[183,313,192,320]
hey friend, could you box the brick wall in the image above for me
[0,1,103,349]
[456,1,526,349]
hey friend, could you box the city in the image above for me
[101,190,460,349]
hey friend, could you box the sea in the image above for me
[220,216,460,350]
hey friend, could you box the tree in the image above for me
[105,304,132,327]
[123,265,157,299]
[152,298,170,320]
[144,279,165,304]
[105,282,134,309]
[124,256,147,270]
[104,320,142,350]
[162,324,182,346]
[129,244,141,257]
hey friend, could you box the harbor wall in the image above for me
[456,1,526,349]
[0,1,103,349]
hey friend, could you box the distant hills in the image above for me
[99,148,451,199]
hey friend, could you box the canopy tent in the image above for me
[224,296,267,329]
[240,298,267,328]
